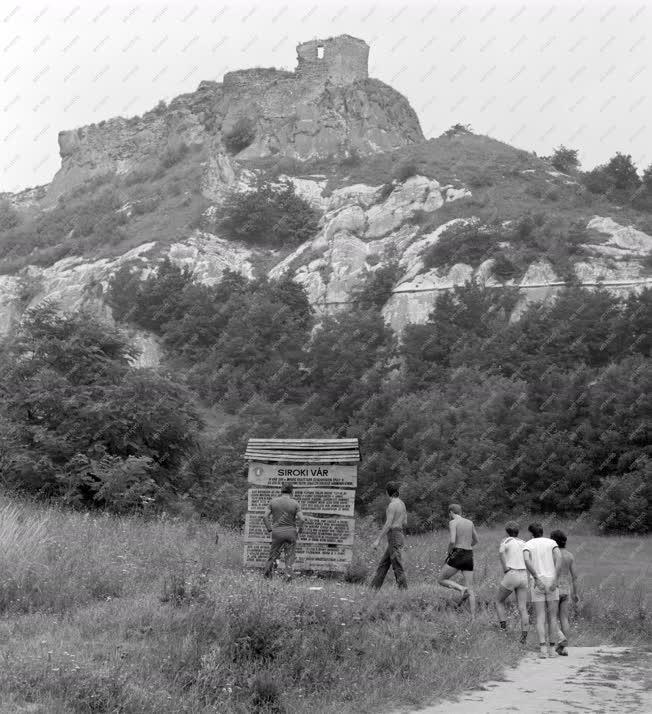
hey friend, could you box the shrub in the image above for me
[351,262,402,311]
[377,182,395,202]
[550,145,580,173]
[0,199,20,231]
[442,122,472,138]
[642,163,652,192]
[160,141,189,169]
[422,223,501,270]
[582,152,641,196]
[223,117,256,154]
[0,303,203,509]
[216,179,319,248]
[392,160,418,183]
[131,195,161,215]
[491,253,519,281]
[0,201,21,232]
[469,173,493,188]
[340,147,362,167]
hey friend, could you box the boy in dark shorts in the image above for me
[437,504,478,617]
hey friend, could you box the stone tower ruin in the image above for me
[296,35,369,85]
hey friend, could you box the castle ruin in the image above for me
[295,35,369,85]
[53,33,423,194]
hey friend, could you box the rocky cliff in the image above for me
[50,35,423,200]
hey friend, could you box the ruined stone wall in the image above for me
[223,68,294,92]
[296,35,369,85]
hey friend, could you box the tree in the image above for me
[305,309,397,428]
[590,459,650,534]
[642,163,652,192]
[605,153,640,191]
[550,146,579,173]
[351,263,402,311]
[216,179,319,248]
[0,303,202,508]
[223,117,256,154]
[582,152,640,196]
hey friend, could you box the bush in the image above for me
[0,200,21,232]
[590,462,650,534]
[392,160,418,183]
[377,182,395,202]
[351,262,402,311]
[223,117,256,154]
[160,141,189,169]
[550,145,579,173]
[469,173,493,188]
[423,223,501,270]
[491,253,519,281]
[443,123,472,138]
[216,179,319,248]
[0,303,203,509]
[582,152,641,197]
[131,195,161,215]
[340,147,362,167]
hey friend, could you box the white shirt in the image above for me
[499,536,526,569]
[523,537,558,578]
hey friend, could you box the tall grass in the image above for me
[0,497,649,713]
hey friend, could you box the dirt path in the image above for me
[412,646,652,714]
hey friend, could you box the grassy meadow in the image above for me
[0,497,649,714]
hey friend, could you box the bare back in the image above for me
[451,516,476,549]
[386,498,408,529]
[558,549,574,578]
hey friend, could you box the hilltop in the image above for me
[0,35,650,359]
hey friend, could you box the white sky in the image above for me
[1,0,651,192]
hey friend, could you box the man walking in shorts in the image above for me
[370,481,408,590]
[262,482,305,580]
[438,504,478,617]
[494,521,529,644]
[523,522,563,658]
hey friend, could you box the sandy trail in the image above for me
[412,646,652,714]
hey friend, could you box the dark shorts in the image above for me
[446,547,474,572]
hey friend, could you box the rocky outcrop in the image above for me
[0,233,255,367]
[2,169,651,362]
[49,36,424,200]
[268,175,652,330]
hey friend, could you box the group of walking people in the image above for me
[370,482,579,658]
[261,480,579,659]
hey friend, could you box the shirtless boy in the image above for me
[371,481,408,589]
[438,504,478,617]
[550,529,579,655]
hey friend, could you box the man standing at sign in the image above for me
[437,504,478,618]
[370,481,408,590]
[262,482,305,580]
